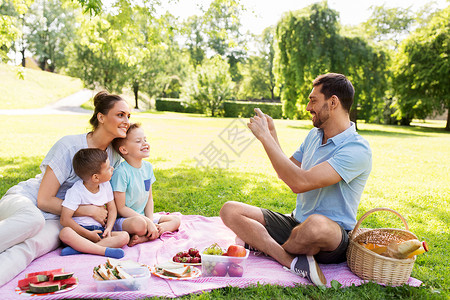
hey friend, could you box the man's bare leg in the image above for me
[220,201,294,268]
[282,214,343,255]
[281,214,343,287]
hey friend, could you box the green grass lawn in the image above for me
[0,112,449,299]
[0,64,84,109]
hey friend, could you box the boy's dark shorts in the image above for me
[261,208,350,264]
[81,224,105,238]
[61,225,105,247]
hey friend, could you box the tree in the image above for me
[203,0,247,83]
[65,12,135,92]
[183,15,206,66]
[274,1,388,124]
[361,5,415,49]
[0,0,31,62]
[181,55,235,116]
[24,0,77,72]
[238,26,277,100]
[393,6,450,130]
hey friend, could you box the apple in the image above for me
[227,245,246,257]
[212,262,228,276]
[228,263,244,277]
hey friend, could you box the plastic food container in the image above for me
[200,249,249,277]
[95,267,150,292]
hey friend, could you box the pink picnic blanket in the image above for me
[0,214,421,299]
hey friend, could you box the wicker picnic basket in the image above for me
[346,207,418,285]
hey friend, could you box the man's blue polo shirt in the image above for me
[291,122,372,230]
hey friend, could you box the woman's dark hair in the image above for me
[89,91,125,130]
[313,73,355,113]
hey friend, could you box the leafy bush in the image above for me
[155,98,200,113]
[223,101,283,119]
[181,56,235,117]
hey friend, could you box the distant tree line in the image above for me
[1,0,448,130]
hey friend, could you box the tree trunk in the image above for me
[21,48,25,67]
[39,58,47,71]
[446,109,450,131]
[350,108,358,130]
[132,82,139,109]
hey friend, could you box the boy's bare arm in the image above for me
[105,201,117,230]
[113,191,141,217]
[144,186,154,221]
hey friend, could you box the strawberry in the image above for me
[188,248,199,257]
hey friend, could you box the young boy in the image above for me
[59,148,129,258]
[111,123,180,247]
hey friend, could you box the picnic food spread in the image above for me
[359,239,429,259]
[17,268,77,294]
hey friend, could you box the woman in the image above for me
[0,91,131,286]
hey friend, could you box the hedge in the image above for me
[155,98,283,119]
[155,98,186,112]
[223,101,282,119]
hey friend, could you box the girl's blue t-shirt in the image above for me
[110,160,156,215]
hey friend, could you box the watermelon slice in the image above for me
[28,281,60,294]
[50,272,74,281]
[58,277,77,286]
[18,275,48,290]
[26,268,64,278]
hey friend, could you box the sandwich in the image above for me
[115,266,133,279]
[93,260,138,280]
[154,262,193,278]
[162,266,192,278]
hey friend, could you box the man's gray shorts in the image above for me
[261,208,349,264]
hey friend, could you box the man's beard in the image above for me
[311,102,329,128]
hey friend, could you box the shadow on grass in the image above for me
[153,166,292,217]
[287,124,314,131]
[0,158,293,215]
[0,156,42,195]
[288,123,449,138]
[358,124,449,138]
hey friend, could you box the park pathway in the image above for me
[0,89,93,115]
[0,89,204,120]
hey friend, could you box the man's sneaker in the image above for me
[291,255,326,287]
[244,243,268,256]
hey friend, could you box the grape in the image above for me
[203,243,223,255]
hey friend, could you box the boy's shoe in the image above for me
[291,255,326,287]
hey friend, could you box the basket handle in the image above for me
[353,207,409,233]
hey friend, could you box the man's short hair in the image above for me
[313,73,355,112]
[73,148,108,181]
[112,123,141,157]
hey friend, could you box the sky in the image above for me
[160,0,448,35]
